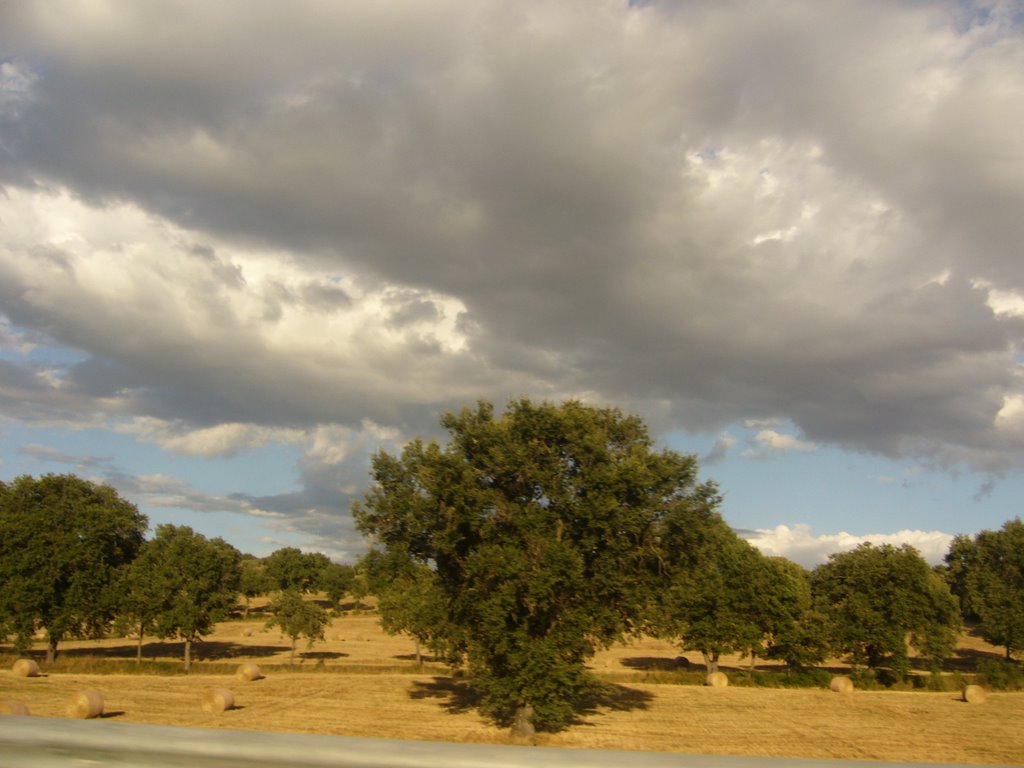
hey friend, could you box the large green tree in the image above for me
[812,543,960,674]
[123,524,242,670]
[0,474,147,662]
[957,519,1024,660]
[354,399,717,731]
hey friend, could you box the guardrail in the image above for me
[0,716,983,768]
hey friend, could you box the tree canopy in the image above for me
[122,524,242,670]
[0,474,148,662]
[812,542,960,673]
[948,518,1024,660]
[266,589,330,662]
[651,503,760,673]
[354,398,718,731]
[264,547,331,593]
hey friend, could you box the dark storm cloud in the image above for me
[0,0,1022,490]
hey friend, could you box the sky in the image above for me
[1,1,1023,568]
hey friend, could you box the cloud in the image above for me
[18,443,114,471]
[751,429,817,455]
[116,418,306,458]
[0,0,1022,551]
[702,432,737,465]
[741,523,955,568]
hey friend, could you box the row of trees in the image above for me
[355,398,1023,732]
[2,401,1022,733]
[0,475,352,668]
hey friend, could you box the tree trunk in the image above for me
[748,650,757,678]
[184,638,192,672]
[136,624,144,664]
[511,704,535,739]
[702,651,719,675]
[46,635,59,664]
[290,637,297,663]
[414,637,422,667]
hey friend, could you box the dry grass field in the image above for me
[3,609,1024,765]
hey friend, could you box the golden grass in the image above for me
[3,669,1023,763]
[2,612,1022,764]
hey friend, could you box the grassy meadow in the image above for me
[3,602,1023,764]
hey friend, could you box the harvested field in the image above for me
[3,669,1024,763]
[2,611,1022,764]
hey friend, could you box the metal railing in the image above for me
[0,716,983,768]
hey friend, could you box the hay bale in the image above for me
[12,659,39,678]
[674,656,691,669]
[235,662,263,681]
[66,690,104,719]
[242,628,253,637]
[1,699,30,716]
[201,687,235,713]
[962,684,987,704]
[705,671,729,687]
[830,676,854,693]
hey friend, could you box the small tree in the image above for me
[117,556,167,663]
[812,543,960,675]
[239,556,274,617]
[361,549,456,666]
[264,547,326,593]
[0,474,147,662]
[130,525,242,671]
[759,558,828,670]
[652,504,761,674]
[319,562,356,612]
[266,589,329,662]
[942,534,981,623]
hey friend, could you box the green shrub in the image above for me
[977,659,1023,691]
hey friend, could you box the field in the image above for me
[3,610,1024,765]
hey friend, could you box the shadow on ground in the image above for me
[409,676,483,714]
[408,675,654,725]
[58,641,290,661]
[621,656,692,671]
[299,651,348,660]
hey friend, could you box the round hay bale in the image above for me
[201,687,235,713]
[1,699,30,716]
[674,656,691,669]
[829,676,854,693]
[235,663,263,682]
[12,659,40,678]
[705,671,729,687]
[242,628,253,637]
[66,690,104,719]
[962,684,987,704]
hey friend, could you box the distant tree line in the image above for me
[0,474,355,670]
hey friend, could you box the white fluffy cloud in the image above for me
[753,430,817,454]
[742,523,955,567]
